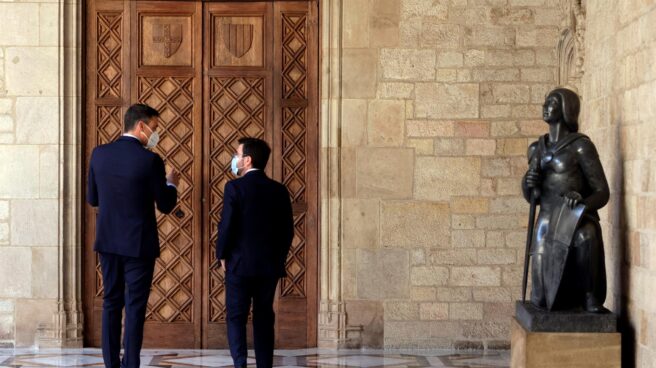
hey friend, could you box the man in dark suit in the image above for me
[87,104,179,368]
[217,137,294,368]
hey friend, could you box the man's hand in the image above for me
[220,259,226,270]
[167,169,180,187]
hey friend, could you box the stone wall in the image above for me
[340,0,562,348]
[583,1,656,366]
[0,1,64,347]
[0,0,574,349]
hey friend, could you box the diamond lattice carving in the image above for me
[95,253,104,297]
[94,105,122,297]
[282,14,307,99]
[97,13,122,98]
[138,76,196,323]
[280,13,309,298]
[282,108,307,203]
[96,106,122,145]
[208,77,265,322]
[280,214,306,297]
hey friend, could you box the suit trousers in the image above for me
[225,272,280,368]
[99,253,156,368]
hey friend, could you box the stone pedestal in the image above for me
[511,302,621,368]
[515,301,617,332]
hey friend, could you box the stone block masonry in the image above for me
[0,1,67,348]
[341,0,562,349]
[583,1,656,366]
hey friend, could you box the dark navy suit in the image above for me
[217,170,294,368]
[87,136,177,368]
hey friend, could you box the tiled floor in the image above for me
[0,348,509,367]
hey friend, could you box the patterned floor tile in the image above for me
[156,354,254,367]
[0,349,509,368]
[7,353,105,367]
[309,355,418,367]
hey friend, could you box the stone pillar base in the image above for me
[510,317,621,368]
[318,301,363,349]
[36,334,84,349]
[35,309,84,349]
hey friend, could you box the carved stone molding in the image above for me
[317,0,363,348]
[35,0,85,348]
[51,0,352,349]
[319,301,363,349]
[557,0,586,94]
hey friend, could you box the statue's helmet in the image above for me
[547,88,580,132]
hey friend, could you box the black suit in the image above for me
[87,136,177,368]
[216,170,294,368]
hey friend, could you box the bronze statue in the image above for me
[521,88,610,313]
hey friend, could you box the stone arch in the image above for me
[557,28,577,86]
[557,0,585,93]
[44,0,354,348]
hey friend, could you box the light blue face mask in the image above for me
[230,155,240,176]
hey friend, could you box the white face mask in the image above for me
[141,123,160,149]
[231,155,242,176]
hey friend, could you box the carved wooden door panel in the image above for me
[85,0,317,349]
[85,0,203,348]
[202,1,318,349]
[202,1,274,348]
[84,0,127,348]
[133,1,204,348]
[271,1,318,348]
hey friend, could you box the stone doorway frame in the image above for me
[47,0,355,348]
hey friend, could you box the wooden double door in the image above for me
[84,0,318,348]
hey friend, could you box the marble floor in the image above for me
[0,348,510,368]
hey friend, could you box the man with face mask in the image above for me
[216,137,294,368]
[87,103,179,368]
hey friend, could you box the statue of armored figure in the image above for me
[521,88,610,313]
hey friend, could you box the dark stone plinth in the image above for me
[515,301,617,333]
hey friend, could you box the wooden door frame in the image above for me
[81,0,321,348]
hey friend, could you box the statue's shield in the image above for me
[222,23,254,58]
[545,198,586,310]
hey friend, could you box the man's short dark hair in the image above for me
[124,104,160,132]
[238,137,271,170]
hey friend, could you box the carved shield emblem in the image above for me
[153,23,183,58]
[222,24,254,58]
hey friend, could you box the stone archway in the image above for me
[43,0,354,349]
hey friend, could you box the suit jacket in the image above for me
[87,136,177,258]
[216,170,294,278]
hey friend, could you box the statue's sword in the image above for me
[522,159,540,304]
